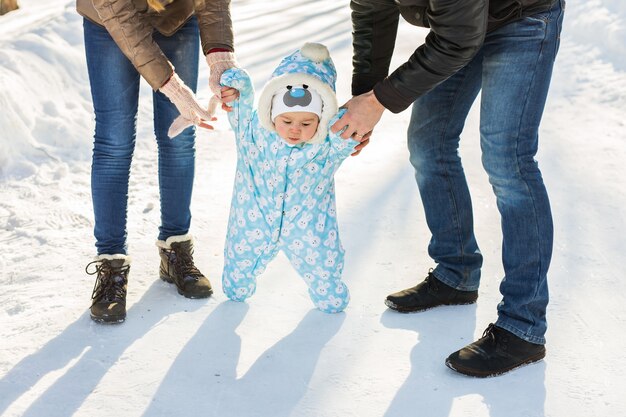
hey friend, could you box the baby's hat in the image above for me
[258,42,338,144]
[270,85,323,122]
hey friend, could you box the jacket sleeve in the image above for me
[352,0,489,113]
[92,0,173,90]
[195,0,235,54]
[220,68,254,142]
[350,0,400,97]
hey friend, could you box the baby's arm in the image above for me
[220,68,255,140]
[328,109,359,163]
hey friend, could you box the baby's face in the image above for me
[274,112,320,145]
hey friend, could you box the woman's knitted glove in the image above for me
[160,72,214,138]
[206,51,238,97]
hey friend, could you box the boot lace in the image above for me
[87,259,129,305]
[425,269,440,293]
[482,323,497,341]
[168,245,202,279]
[481,323,508,350]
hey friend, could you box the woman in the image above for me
[77,0,238,323]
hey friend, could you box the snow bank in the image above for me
[0,1,92,179]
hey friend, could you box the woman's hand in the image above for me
[207,51,239,112]
[159,72,215,138]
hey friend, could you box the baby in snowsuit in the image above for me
[219,43,358,313]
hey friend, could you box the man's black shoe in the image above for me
[445,323,546,377]
[385,271,478,313]
[158,235,212,299]
[87,256,130,324]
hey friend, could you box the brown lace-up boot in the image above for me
[157,234,212,299]
[87,255,131,324]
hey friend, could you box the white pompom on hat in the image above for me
[258,42,338,144]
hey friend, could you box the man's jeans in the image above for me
[83,18,200,255]
[408,0,564,344]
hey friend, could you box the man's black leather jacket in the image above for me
[351,0,558,113]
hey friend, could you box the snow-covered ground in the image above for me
[1,1,625,416]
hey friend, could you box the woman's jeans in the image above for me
[408,0,564,344]
[83,17,200,255]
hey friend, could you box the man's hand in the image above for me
[331,90,385,140]
[351,131,372,156]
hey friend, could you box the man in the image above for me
[332,0,564,377]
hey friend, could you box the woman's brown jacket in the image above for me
[76,0,234,89]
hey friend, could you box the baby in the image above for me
[218,43,358,313]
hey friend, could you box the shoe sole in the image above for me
[160,275,213,299]
[177,288,213,299]
[90,313,126,324]
[445,352,546,378]
[384,298,477,313]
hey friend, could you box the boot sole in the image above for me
[445,352,546,378]
[90,313,126,324]
[384,298,477,313]
[178,289,213,299]
[160,275,213,299]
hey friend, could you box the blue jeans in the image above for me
[83,17,200,255]
[407,0,564,344]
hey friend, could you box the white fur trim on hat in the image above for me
[155,233,194,249]
[259,73,337,144]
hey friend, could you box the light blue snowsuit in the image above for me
[220,45,357,313]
